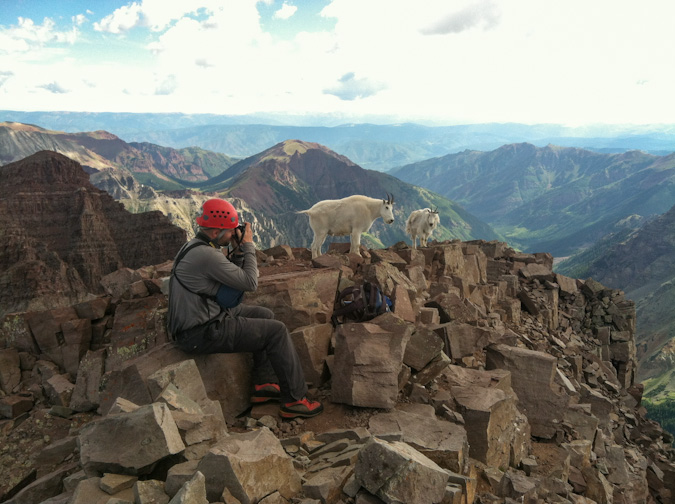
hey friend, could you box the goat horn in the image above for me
[385,192,391,204]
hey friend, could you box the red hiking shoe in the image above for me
[250,383,281,404]
[279,397,324,419]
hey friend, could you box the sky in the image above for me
[1,0,674,126]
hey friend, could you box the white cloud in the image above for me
[420,0,501,35]
[94,2,143,33]
[2,0,675,125]
[39,81,69,94]
[92,0,228,34]
[137,0,207,31]
[324,72,386,100]
[0,71,13,87]
[274,2,298,20]
[72,14,87,26]
[0,16,78,54]
[154,74,178,95]
[195,58,214,68]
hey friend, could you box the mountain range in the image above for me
[390,143,675,257]
[3,110,675,171]
[0,121,238,196]
[0,122,499,251]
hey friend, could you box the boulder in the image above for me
[168,471,208,504]
[403,326,444,371]
[331,313,412,409]
[452,385,530,468]
[0,312,39,354]
[355,437,449,504]
[105,296,167,370]
[245,269,340,331]
[133,479,169,504]
[79,402,185,475]
[486,344,569,439]
[368,406,469,473]
[0,347,21,394]
[98,343,251,422]
[70,349,106,412]
[68,476,135,504]
[290,323,332,386]
[197,427,301,503]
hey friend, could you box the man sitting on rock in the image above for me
[167,198,323,419]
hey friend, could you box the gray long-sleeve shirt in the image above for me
[167,239,258,337]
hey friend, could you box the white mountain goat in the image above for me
[406,207,440,249]
[299,194,395,258]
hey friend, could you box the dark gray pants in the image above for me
[174,304,307,403]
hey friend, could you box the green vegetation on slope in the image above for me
[554,227,636,277]
[134,173,186,191]
[643,399,675,439]
[643,369,675,438]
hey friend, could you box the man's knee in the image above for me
[259,306,275,320]
[269,318,288,335]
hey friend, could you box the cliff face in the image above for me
[0,151,186,317]
[578,203,675,295]
[566,202,675,380]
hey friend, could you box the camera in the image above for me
[234,223,247,240]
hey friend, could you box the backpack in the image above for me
[331,281,393,326]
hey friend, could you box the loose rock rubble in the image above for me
[1,239,674,503]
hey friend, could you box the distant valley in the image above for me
[391,143,675,257]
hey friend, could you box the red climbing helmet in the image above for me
[196,198,239,229]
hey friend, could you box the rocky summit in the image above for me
[0,239,674,504]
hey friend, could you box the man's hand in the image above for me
[241,222,253,244]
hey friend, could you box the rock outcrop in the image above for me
[0,150,186,318]
[0,239,674,504]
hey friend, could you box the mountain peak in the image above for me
[3,150,91,186]
[1,121,53,133]
[259,139,345,164]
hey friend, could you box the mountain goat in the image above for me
[299,194,395,258]
[406,207,440,249]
